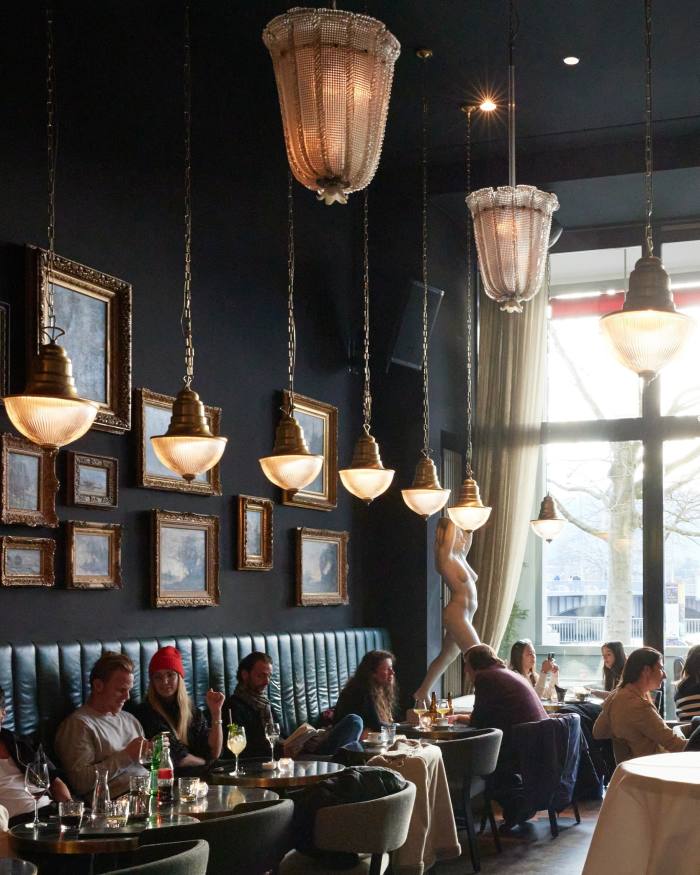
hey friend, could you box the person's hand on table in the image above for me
[449,714,471,725]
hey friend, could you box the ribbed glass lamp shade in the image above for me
[259,411,323,491]
[447,477,491,532]
[339,431,394,503]
[401,456,449,519]
[530,517,566,543]
[263,7,400,205]
[466,185,559,313]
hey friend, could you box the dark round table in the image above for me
[174,784,278,819]
[402,724,478,741]
[210,758,345,789]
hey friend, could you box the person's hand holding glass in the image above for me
[227,724,246,776]
[138,738,154,769]
[23,755,50,830]
[264,720,281,768]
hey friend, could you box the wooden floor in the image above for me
[433,799,601,875]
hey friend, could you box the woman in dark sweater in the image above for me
[334,650,397,732]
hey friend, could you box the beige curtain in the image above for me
[470,284,547,651]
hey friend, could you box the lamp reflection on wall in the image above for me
[259,172,323,491]
[263,4,400,205]
[5,4,98,449]
[530,494,565,543]
[599,0,693,380]
[339,191,394,502]
[151,1,227,481]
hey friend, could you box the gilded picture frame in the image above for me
[281,391,338,511]
[295,527,349,606]
[135,388,222,495]
[26,246,132,433]
[66,521,122,590]
[0,433,58,527]
[0,536,55,587]
[67,452,118,509]
[237,495,273,571]
[152,509,219,608]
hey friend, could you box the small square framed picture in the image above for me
[67,453,118,509]
[236,495,273,571]
[0,536,55,587]
[66,521,122,590]
[296,527,349,606]
[152,509,219,607]
[0,433,58,527]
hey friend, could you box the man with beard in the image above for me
[334,650,397,734]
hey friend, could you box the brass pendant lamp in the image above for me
[151,1,227,481]
[599,0,693,381]
[5,4,98,449]
[339,191,394,503]
[259,172,323,491]
[402,50,449,519]
[530,493,565,543]
[447,107,492,533]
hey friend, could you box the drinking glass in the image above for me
[382,722,397,746]
[23,758,50,830]
[227,725,247,776]
[413,698,428,719]
[59,801,84,834]
[104,798,129,829]
[129,774,151,821]
[418,713,432,732]
[177,777,200,803]
[264,721,281,768]
[138,739,154,769]
[438,699,449,718]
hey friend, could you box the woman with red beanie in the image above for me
[130,646,225,772]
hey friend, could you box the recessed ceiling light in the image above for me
[563,56,580,66]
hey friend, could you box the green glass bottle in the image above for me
[149,734,162,816]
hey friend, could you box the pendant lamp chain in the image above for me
[465,107,474,479]
[420,64,430,460]
[43,2,58,343]
[286,169,296,415]
[182,0,194,389]
[644,0,653,258]
[361,190,372,434]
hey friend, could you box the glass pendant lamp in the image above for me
[339,191,394,502]
[530,494,565,543]
[259,172,323,491]
[5,4,98,449]
[599,0,693,380]
[151,1,227,481]
[402,50,449,519]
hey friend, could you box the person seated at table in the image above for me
[509,639,558,701]
[55,651,148,798]
[333,649,397,734]
[674,644,700,720]
[129,646,224,773]
[589,641,626,700]
[0,686,72,827]
[223,652,363,759]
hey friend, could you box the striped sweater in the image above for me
[674,678,700,720]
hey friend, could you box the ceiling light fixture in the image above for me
[563,56,580,66]
[479,97,497,112]
[599,0,693,381]
[530,494,565,543]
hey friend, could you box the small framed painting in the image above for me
[152,509,219,607]
[66,521,122,590]
[0,537,55,587]
[236,495,273,571]
[135,388,222,495]
[26,246,132,433]
[281,391,337,511]
[67,452,118,509]
[0,434,58,527]
[295,527,349,606]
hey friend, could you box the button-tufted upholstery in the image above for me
[0,627,390,743]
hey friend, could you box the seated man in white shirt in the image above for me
[55,651,149,798]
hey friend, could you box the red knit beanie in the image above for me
[149,646,185,678]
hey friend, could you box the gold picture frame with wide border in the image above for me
[135,388,222,495]
[26,246,132,434]
[0,536,55,587]
[66,521,122,590]
[281,391,337,511]
[152,509,219,608]
[237,495,273,571]
[67,452,118,509]
[295,527,349,606]
[0,433,58,527]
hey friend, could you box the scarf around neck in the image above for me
[234,682,273,722]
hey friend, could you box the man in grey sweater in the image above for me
[55,651,148,798]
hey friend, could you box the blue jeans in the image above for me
[314,714,364,754]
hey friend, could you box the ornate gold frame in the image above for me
[135,388,222,495]
[152,509,219,607]
[281,391,338,510]
[237,495,273,571]
[295,527,349,606]
[26,246,132,433]
[67,452,118,509]
[0,536,55,587]
[0,433,58,527]
[66,521,122,590]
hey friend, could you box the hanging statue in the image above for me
[413,518,480,702]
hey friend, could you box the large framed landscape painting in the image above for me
[236,495,273,571]
[66,521,122,590]
[295,527,348,606]
[26,246,132,433]
[136,388,222,495]
[0,536,55,587]
[281,391,337,511]
[0,433,58,527]
[152,509,219,607]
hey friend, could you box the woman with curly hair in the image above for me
[333,650,398,733]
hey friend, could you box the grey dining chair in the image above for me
[101,840,208,874]
[0,861,39,875]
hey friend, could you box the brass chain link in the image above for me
[644,0,654,257]
[181,0,195,387]
[420,63,430,459]
[286,169,297,415]
[465,106,474,479]
[44,1,57,340]
[361,189,372,433]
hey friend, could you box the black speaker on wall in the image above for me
[386,279,444,371]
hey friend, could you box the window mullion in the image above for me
[642,378,664,652]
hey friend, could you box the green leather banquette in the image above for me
[0,627,391,742]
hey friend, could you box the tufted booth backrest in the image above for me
[0,627,391,743]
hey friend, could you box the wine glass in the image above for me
[24,757,50,830]
[138,738,153,769]
[264,720,281,767]
[227,724,247,776]
[413,698,428,723]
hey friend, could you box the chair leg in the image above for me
[369,853,383,875]
[485,799,502,853]
[573,799,581,824]
[548,809,559,838]
[463,791,481,873]
[479,812,487,833]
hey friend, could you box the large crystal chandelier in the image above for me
[466,0,558,314]
[151,1,227,481]
[263,5,400,205]
[599,0,693,380]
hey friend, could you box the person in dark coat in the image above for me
[334,650,398,733]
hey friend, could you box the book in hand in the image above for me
[281,723,320,758]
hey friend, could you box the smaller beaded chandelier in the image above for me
[466,0,558,314]
[263,5,400,205]
[530,494,565,543]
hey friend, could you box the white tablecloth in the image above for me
[583,751,700,875]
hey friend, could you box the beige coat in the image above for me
[592,685,686,760]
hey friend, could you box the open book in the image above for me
[281,722,320,758]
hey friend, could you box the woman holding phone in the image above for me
[509,639,559,701]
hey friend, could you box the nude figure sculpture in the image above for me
[413,517,480,702]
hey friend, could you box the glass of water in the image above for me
[382,722,398,746]
[105,798,129,829]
